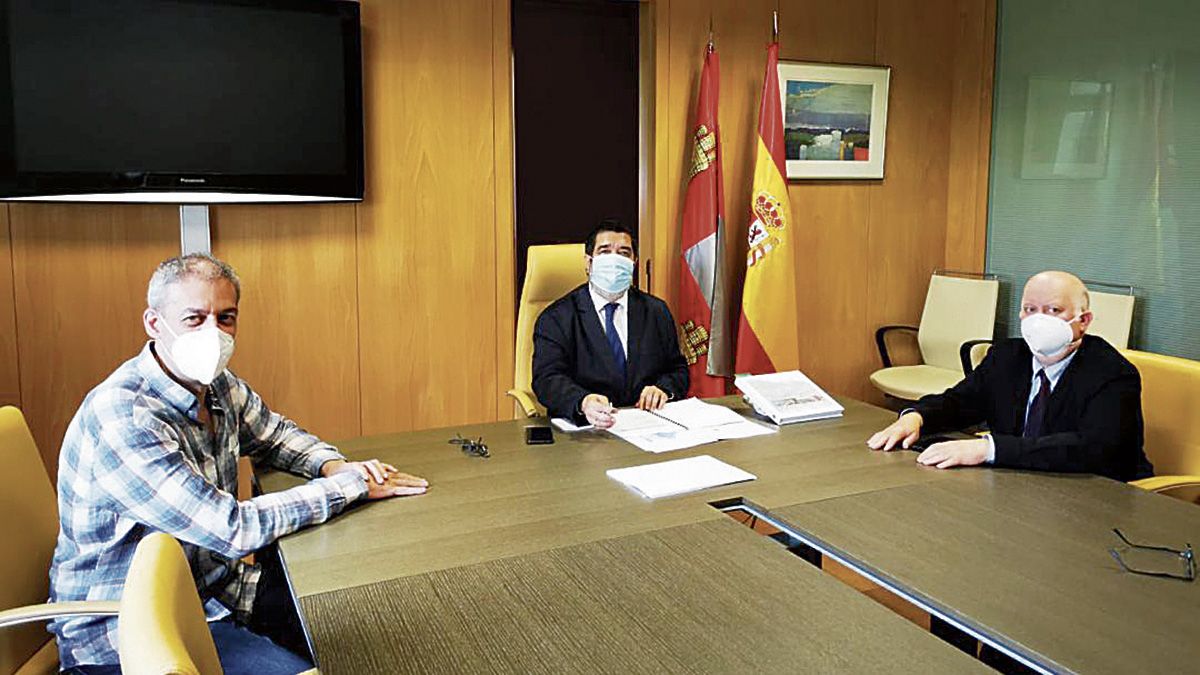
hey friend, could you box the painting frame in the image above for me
[776,61,891,180]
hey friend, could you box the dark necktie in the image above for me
[604,302,627,377]
[1023,370,1052,438]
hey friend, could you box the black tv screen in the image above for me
[0,0,363,202]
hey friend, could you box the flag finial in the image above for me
[707,15,714,53]
[772,10,778,43]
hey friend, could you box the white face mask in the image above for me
[1021,312,1080,360]
[160,320,235,386]
[589,253,635,297]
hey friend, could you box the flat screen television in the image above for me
[0,0,363,203]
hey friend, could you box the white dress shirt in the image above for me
[588,284,629,354]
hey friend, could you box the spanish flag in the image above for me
[735,42,799,374]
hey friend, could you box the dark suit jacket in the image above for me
[912,335,1152,482]
[532,284,689,423]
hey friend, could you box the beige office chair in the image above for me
[1122,350,1200,504]
[0,406,119,675]
[869,272,999,402]
[506,244,587,417]
[1086,289,1135,349]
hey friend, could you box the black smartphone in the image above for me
[525,425,555,445]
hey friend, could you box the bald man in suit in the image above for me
[868,270,1152,482]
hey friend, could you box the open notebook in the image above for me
[606,398,775,453]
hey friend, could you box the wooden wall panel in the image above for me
[492,0,517,420]
[0,206,19,408]
[355,0,501,435]
[653,0,994,403]
[781,0,878,403]
[211,204,361,442]
[9,204,179,473]
[944,0,997,272]
[5,0,992,458]
[863,0,958,401]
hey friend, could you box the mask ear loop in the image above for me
[155,312,181,340]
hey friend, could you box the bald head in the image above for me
[1019,271,1093,360]
[1022,271,1089,315]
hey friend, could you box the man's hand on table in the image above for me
[321,459,429,499]
[866,411,923,451]
[915,438,990,469]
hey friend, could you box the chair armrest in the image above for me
[0,601,121,630]
[1130,475,1200,493]
[959,339,993,375]
[505,389,540,418]
[874,325,918,368]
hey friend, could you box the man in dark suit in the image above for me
[532,219,689,428]
[867,270,1152,482]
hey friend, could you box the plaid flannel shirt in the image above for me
[49,342,367,668]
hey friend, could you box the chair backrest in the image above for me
[1086,290,1135,350]
[0,407,60,675]
[917,274,999,371]
[513,244,587,414]
[1122,350,1200,477]
[118,533,222,675]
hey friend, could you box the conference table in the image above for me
[259,397,1200,673]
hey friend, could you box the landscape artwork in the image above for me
[785,81,873,162]
[777,62,890,179]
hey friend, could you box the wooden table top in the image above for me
[297,517,986,674]
[261,397,950,597]
[771,470,1200,674]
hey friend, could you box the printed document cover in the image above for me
[734,370,844,425]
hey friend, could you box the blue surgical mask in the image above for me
[589,253,634,297]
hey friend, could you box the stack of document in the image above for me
[607,398,775,453]
[734,370,845,425]
[606,455,757,499]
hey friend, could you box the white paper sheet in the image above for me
[613,427,720,453]
[711,419,776,440]
[608,407,675,434]
[653,398,748,429]
[551,417,592,432]
[606,455,757,499]
[607,398,776,452]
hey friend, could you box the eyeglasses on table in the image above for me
[1108,528,1195,582]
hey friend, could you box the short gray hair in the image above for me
[147,254,241,310]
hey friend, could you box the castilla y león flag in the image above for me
[677,44,731,398]
[735,41,799,375]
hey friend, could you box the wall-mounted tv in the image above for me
[0,0,363,203]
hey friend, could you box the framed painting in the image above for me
[777,61,890,179]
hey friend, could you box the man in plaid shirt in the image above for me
[50,254,429,673]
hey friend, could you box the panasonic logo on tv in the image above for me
[179,177,207,184]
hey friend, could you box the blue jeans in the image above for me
[64,619,311,675]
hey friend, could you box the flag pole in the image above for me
[772,9,778,43]
[707,14,714,53]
